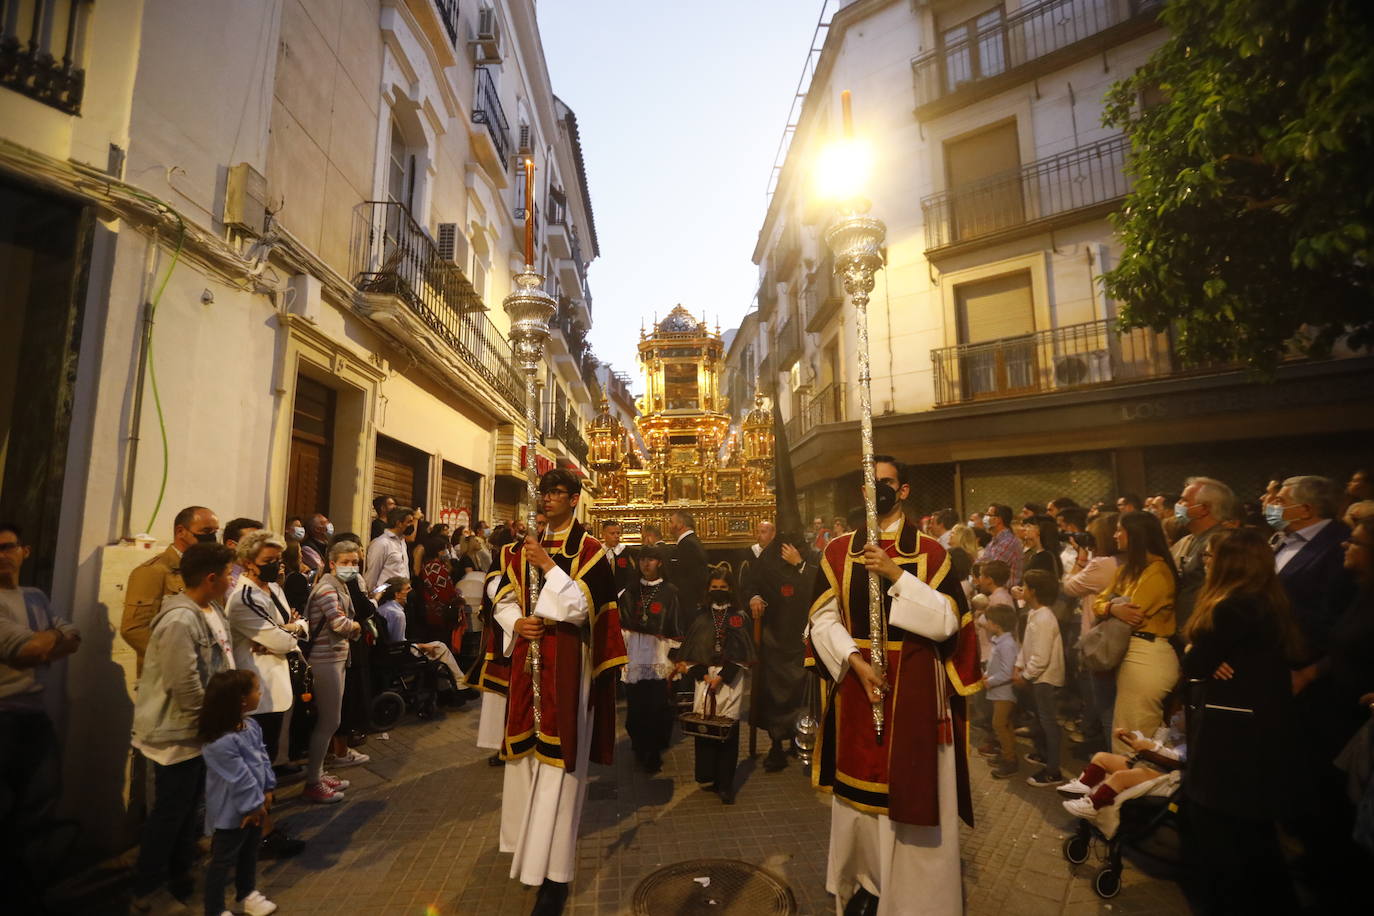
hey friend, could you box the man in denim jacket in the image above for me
[130,542,237,913]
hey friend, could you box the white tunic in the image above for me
[691,665,744,720]
[810,565,964,916]
[493,551,592,886]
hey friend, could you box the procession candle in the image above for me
[524,158,535,267]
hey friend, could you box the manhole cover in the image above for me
[632,858,796,915]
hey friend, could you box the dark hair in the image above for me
[601,519,621,530]
[1021,502,1042,517]
[948,545,973,582]
[330,531,362,546]
[984,603,1017,634]
[933,509,959,530]
[1117,510,1179,587]
[1117,493,1144,511]
[285,515,303,530]
[707,562,735,603]
[198,669,257,743]
[422,532,449,560]
[1058,506,1088,531]
[181,542,236,587]
[386,506,415,528]
[488,525,515,553]
[1087,512,1119,558]
[1186,527,1304,661]
[373,495,393,514]
[1022,568,1060,605]
[380,576,410,604]
[282,540,302,573]
[0,522,23,544]
[173,505,210,532]
[538,468,582,497]
[1023,514,1061,555]
[1049,497,1078,511]
[642,523,662,539]
[980,559,1010,586]
[986,504,1013,527]
[223,517,264,545]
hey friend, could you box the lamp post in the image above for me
[819,91,888,741]
[504,158,556,737]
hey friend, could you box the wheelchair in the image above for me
[1062,777,1185,899]
[367,620,461,730]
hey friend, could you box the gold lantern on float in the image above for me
[587,396,627,504]
[741,391,774,467]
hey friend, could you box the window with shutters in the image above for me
[373,434,429,514]
[955,270,1036,399]
[944,120,1023,242]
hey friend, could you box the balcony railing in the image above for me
[560,413,589,467]
[351,201,524,412]
[775,312,802,367]
[471,66,510,164]
[806,382,847,428]
[912,0,1161,115]
[804,254,845,332]
[1,0,91,114]
[435,0,459,45]
[930,318,1179,406]
[922,135,1130,253]
[757,273,777,319]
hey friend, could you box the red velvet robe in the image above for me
[464,566,511,695]
[808,518,981,827]
[495,521,626,772]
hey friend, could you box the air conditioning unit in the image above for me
[470,6,502,62]
[518,124,533,154]
[223,162,268,234]
[436,222,469,267]
[1053,349,1114,387]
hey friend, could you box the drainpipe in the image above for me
[120,230,160,540]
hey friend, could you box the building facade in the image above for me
[726,0,1374,523]
[0,0,604,853]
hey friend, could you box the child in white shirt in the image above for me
[1013,569,1066,787]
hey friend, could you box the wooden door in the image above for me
[286,376,334,519]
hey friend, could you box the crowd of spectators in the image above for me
[916,468,1374,910]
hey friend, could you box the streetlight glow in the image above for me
[812,136,874,206]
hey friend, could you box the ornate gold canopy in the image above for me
[587,305,774,547]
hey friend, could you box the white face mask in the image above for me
[290,526,305,540]
[325,522,335,538]
[982,515,994,528]
[335,565,360,582]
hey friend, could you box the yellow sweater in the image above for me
[1093,556,1177,638]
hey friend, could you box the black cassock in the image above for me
[739,542,811,740]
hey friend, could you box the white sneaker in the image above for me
[326,748,370,768]
[1058,777,1092,796]
[236,890,278,916]
[1062,796,1099,819]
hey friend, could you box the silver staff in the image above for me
[823,91,889,740]
[504,160,557,737]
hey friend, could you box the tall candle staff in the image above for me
[504,157,557,736]
[817,91,888,740]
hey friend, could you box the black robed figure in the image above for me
[739,521,813,771]
[619,544,684,773]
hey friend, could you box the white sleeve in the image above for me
[887,571,959,641]
[493,587,521,658]
[809,593,858,682]
[532,565,589,626]
[364,539,385,592]
[1022,612,1049,681]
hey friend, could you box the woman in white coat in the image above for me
[226,531,308,767]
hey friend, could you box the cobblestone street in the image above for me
[230,694,1193,916]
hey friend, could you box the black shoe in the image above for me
[488,752,505,767]
[644,753,662,775]
[698,782,716,793]
[1025,752,1046,766]
[720,790,736,805]
[272,763,305,782]
[764,745,789,772]
[530,879,569,916]
[260,829,306,859]
[843,887,879,916]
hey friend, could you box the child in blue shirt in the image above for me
[980,604,1020,779]
[199,670,278,916]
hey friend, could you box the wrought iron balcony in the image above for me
[351,201,523,412]
[804,254,845,332]
[471,66,510,164]
[921,135,1130,254]
[1,0,91,114]
[930,318,1179,406]
[435,0,459,46]
[805,382,847,428]
[757,273,777,319]
[775,312,802,368]
[911,0,1161,118]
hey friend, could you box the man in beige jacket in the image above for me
[120,505,219,674]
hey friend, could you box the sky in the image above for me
[535,0,826,389]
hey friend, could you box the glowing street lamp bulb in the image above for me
[813,137,874,205]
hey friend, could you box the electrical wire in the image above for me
[126,191,186,534]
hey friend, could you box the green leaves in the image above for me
[1101,0,1374,373]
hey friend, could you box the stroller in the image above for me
[1061,767,1186,898]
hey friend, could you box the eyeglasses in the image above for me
[539,488,572,497]
[0,542,21,553]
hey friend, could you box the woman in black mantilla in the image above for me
[620,544,684,773]
[678,564,756,804]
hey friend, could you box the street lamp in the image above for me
[503,158,556,737]
[816,90,889,741]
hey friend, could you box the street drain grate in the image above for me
[631,858,796,915]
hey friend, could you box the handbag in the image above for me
[1080,614,1132,672]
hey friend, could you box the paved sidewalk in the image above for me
[231,696,1191,916]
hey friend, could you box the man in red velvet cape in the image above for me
[491,469,626,916]
[808,456,980,916]
[463,558,512,759]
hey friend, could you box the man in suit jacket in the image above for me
[600,520,637,600]
[666,510,709,620]
[1271,475,1356,661]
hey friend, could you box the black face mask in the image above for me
[708,589,731,605]
[194,531,218,544]
[403,524,416,536]
[875,482,899,516]
[257,561,282,583]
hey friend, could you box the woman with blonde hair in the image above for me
[1181,526,1301,913]
[1093,511,1179,753]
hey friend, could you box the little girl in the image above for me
[677,565,755,805]
[199,670,279,916]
